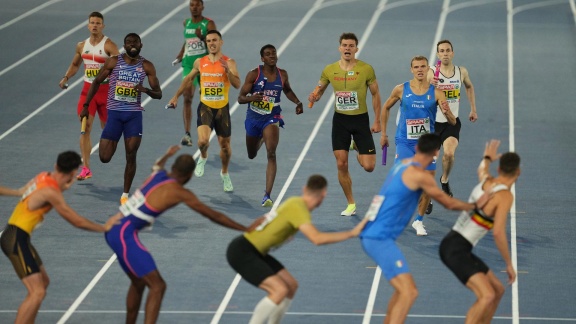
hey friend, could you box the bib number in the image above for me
[405,118,430,139]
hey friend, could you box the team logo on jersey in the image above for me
[347,71,355,75]
[84,50,90,54]
[396,260,403,268]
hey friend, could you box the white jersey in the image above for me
[432,65,461,122]
[81,36,110,83]
[452,180,509,246]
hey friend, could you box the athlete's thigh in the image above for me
[213,105,231,137]
[362,238,410,281]
[331,113,353,151]
[262,122,280,151]
[122,111,143,139]
[101,110,124,142]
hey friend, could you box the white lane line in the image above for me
[0,0,134,79]
[429,0,451,63]
[0,0,64,30]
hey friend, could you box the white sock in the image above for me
[268,298,292,324]
[249,297,278,324]
[121,192,129,198]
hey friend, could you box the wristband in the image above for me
[483,155,492,162]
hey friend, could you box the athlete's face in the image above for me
[410,60,429,81]
[260,48,277,66]
[124,36,142,58]
[87,17,104,36]
[205,33,222,54]
[437,43,454,65]
[189,0,204,17]
[339,39,358,61]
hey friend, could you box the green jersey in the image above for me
[244,197,312,255]
[182,17,211,68]
[320,60,377,115]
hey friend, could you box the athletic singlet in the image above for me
[452,180,509,246]
[106,54,147,111]
[199,55,231,109]
[119,170,177,231]
[82,36,110,84]
[431,65,461,122]
[360,160,423,240]
[319,60,376,115]
[182,17,211,68]
[7,172,59,234]
[395,82,437,145]
[246,65,283,119]
[243,197,311,255]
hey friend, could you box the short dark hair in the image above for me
[191,0,204,4]
[56,151,82,173]
[410,55,428,67]
[437,39,453,52]
[172,154,196,176]
[260,44,276,57]
[206,30,222,39]
[339,33,358,46]
[88,12,104,22]
[124,33,141,44]
[417,134,442,155]
[499,152,520,176]
[306,175,327,192]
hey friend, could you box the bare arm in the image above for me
[281,69,304,115]
[59,42,84,89]
[368,80,382,133]
[298,218,368,245]
[135,59,162,99]
[105,38,120,56]
[182,189,248,231]
[478,139,501,182]
[80,56,117,119]
[0,185,22,196]
[169,60,200,107]
[152,145,180,171]
[307,81,329,104]
[44,188,107,232]
[380,85,402,147]
[417,171,475,211]
[222,58,241,89]
[461,66,478,122]
[491,192,515,284]
[435,89,456,125]
[237,69,260,104]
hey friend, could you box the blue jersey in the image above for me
[395,82,437,146]
[107,55,147,112]
[118,170,176,230]
[360,160,422,240]
[246,65,283,121]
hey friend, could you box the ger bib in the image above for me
[335,91,359,111]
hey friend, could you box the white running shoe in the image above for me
[340,203,356,216]
[221,171,233,192]
[195,157,207,177]
[412,220,428,236]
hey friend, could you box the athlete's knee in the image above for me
[443,150,455,161]
[478,288,497,307]
[336,159,349,171]
[493,281,505,300]
[400,285,418,303]
[266,149,276,161]
[30,286,47,302]
[197,138,209,149]
[362,159,375,172]
[99,152,112,163]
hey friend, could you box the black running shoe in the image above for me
[425,201,433,215]
[441,180,453,197]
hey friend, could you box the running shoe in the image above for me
[441,179,453,197]
[411,220,428,236]
[425,201,433,214]
[221,171,233,192]
[181,134,193,146]
[350,139,357,151]
[261,192,273,207]
[77,167,92,181]
[195,157,207,177]
[120,196,129,205]
[341,203,356,216]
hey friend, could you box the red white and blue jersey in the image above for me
[246,65,284,120]
[107,54,147,111]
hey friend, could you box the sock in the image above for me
[415,215,423,222]
[249,297,278,324]
[121,192,129,198]
[199,156,207,162]
[185,131,191,136]
[268,298,292,324]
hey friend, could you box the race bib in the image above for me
[119,190,146,216]
[202,81,224,101]
[249,96,275,115]
[185,38,206,57]
[335,91,359,111]
[84,63,101,82]
[114,81,138,102]
[364,195,384,221]
[405,118,430,139]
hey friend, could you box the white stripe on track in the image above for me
[0,0,65,31]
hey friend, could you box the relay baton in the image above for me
[80,117,87,135]
[382,145,387,165]
[308,85,321,108]
[434,59,441,78]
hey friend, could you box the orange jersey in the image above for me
[199,55,231,109]
[8,172,60,234]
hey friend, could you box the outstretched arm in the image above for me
[182,190,248,231]
[44,188,107,232]
[298,218,368,245]
[478,139,501,182]
[152,145,181,171]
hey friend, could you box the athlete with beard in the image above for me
[82,33,162,204]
